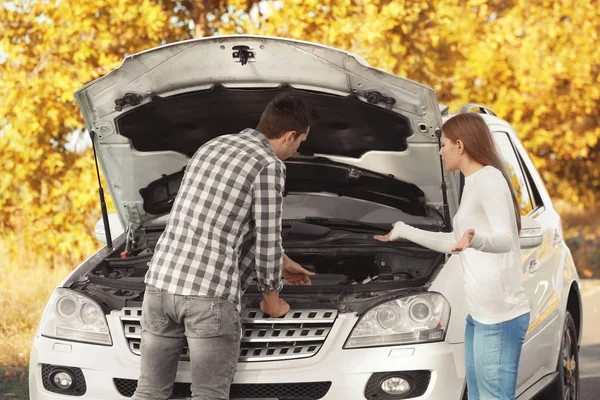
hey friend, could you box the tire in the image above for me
[537,311,579,400]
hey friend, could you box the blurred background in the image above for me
[1,0,599,396]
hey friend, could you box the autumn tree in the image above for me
[0,0,273,266]
[232,0,599,206]
[447,0,600,206]
[0,0,186,265]
[161,0,262,38]
[1,0,598,270]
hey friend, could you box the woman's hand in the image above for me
[451,229,475,252]
[373,222,398,242]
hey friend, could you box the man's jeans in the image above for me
[132,285,241,400]
[465,313,530,400]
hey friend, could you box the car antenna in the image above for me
[89,130,113,250]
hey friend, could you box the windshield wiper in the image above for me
[296,217,392,232]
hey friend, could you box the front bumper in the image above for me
[30,314,466,399]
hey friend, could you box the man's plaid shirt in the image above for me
[145,128,285,310]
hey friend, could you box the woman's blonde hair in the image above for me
[442,113,521,231]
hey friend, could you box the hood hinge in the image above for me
[124,203,143,227]
[364,91,396,109]
[121,204,147,258]
[114,93,143,112]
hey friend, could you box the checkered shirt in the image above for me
[145,128,285,310]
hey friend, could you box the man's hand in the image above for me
[283,254,315,286]
[260,291,290,317]
[451,229,475,252]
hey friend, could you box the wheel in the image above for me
[538,311,579,400]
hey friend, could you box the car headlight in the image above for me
[344,292,450,349]
[40,289,112,345]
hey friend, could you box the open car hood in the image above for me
[75,35,447,228]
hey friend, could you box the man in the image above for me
[132,93,315,400]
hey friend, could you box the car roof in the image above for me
[439,104,513,133]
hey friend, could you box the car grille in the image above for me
[113,378,332,399]
[119,307,337,362]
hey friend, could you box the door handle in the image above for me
[528,259,541,273]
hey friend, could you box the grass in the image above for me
[0,366,28,400]
[0,244,72,399]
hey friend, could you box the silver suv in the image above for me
[29,35,582,400]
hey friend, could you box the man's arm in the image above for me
[252,161,289,317]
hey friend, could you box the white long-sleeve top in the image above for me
[391,166,530,324]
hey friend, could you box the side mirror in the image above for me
[95,213,125,244]
[519,216,543,249]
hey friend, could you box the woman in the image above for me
[374,113,531,400]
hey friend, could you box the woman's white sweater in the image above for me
[391,166,530,324]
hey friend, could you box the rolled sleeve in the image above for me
[252,161,285,293]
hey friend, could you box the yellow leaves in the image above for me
[467,0,489,6]
[0,0,170,266]
[1,0,599,271]
[53,213,66,226]
[73,46,96,63]
[231,0,600,223]
[43,154,66,175]
[442,0,600,202]
[386,2,406,17]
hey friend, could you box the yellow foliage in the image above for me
[0,0,187,267]
[233,0,600,207]
[0,0,599,273]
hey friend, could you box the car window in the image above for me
[493,132,536,216]
[516,150,543,211]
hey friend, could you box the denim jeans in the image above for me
[465,313,530,400]
[132,285,241,400]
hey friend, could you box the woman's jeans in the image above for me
[132,285,241,400]
[465,313,530,400]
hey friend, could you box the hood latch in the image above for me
[232,45,255,66]
[349,168,362,179]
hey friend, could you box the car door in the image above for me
[491,128,564,390]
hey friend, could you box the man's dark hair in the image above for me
[256,94,312,139]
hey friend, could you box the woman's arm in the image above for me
[389,222,456,254]
[469,172,515,253]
